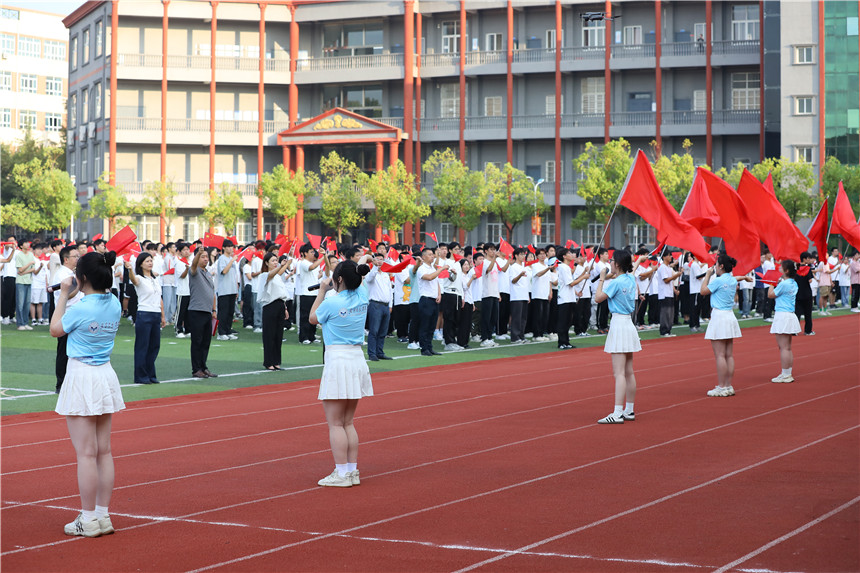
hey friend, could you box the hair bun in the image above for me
[104,251,117,266]
[356,264,371,277]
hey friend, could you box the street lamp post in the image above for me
[527,176,544,245]
[70,175,76,241]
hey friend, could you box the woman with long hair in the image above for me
[50,250,124,537]
[125,252,165,384]
[309,258,373,487]
[701,255,743,397]
[768,260,801,383]
[259,252,292,370]
[594,250,642,424]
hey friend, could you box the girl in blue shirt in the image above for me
[700,255,743,397]
[768,260,801,383]
[310,258,373,488]
[50,250,123,538]
[594,250,642,424]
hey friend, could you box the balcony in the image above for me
[114,53,290,84]
[122,182,260,209]
[114,117,290,146]
[661,109,760,136]
[660,39,759,67]
[422,181,583,207]
[295,52,404,84]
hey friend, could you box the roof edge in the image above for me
[63,1,106,29]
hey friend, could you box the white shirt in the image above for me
[1,247,17,278]
[175,257,190,296]
[509,263,531,302]
[470,269,483,302]
[463,269,475,305]
[530,262,552,300]
[439,258,461,295]
[557,263,578,304]
[481,260,503,299]
[53,265,84,306]
[162,254,176,287]
[658,263,676,300]
[251,256,264,294]
[298,258,320,296]
[498,265,510,295]
[48,251,62,283]
[152,254,165,286]
[31,257,48,291]
[689,261,708,294]
[416,263,440,298]
[366,264,393,304]
[135,274,162,313]
[258,272,288,305]
[574,264,590,299]
[394,268,411,306]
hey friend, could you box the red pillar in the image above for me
[458,0,466,161]
[209,1,218,234]
[818,0,825,184]
[604,0,612,144]
[257,3,266,240]
[403,0,414,174]
[506,0,513,164]
[109,2,117,185]
[554,0,562,245]
[282,145,292,236]
[295,145,304,240]
[374,142,384,242]
[407,9,420,243]
[655,0,662,156]
[289,4,298,127]
[160,0,169,243]
[706,0,713,167]
[758,0,764,162]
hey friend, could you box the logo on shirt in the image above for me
[88,321,100,334]
[338,308,348,318]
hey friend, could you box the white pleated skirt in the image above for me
[604,314,642,354]
[318,345,374,400]
[770,311,801,335]
[704,308,742,340]
[55,358,126,416]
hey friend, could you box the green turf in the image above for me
[1,308,854,416]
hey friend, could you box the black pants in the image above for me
[393,304,410,339]
[217,294,236,335]
[471,300,482,337]
[575,297,591,334]
[176,295,190,334]
[596,299,610,330]
[659,298,675,335]
[457,302,474,347]
[679,282,691,319]
[418,296,438,352]
[262,300,286,368]
[242,284,255,327]
[795,298,814,334]
[852,284,860,308]
[55,334,68,392]
[531,299,549,338]
[509,300,528,342]
[635,295,647,326]
[498,292,510,336]
[285,299,295,330]
[700,294,711,319]
[298,295,316,342]
[480,297,499,340]
[188,310,213,374]
[408,302,420,343]
[648,294,660,326]
[547,291,558,333]
[1,276,16,319]
[441,293,460,344]
[689,293,701,329]
[556,302,574,347]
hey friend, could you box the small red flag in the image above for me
[527,244,536,254]
[274,234,288,245]
[438,268,450,279]
[277,240,293,257]
[796,265,811,277]
[105,225,137,255]
[831,182,860,251]
[92,233,103,241]
[427,231,438,244]
[474,262,484,278]
[382,234,391,243]
[755,269,782,285]
[806,200,829,263]
[381,259,411,273]
[237,246,255,262]
[226,236,238,247]
[498,238,514,257]
[386,246,399,261]
[203,232,225,249]
[265,232,271,241]
[368,238,379,252]
[525,259,541,267]
[452,253,463,262]
[305,233,321,250]
[326,237,337,253]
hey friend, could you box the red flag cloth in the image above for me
[638,259,652,268]
[438,269,450,279]
[755,269,782,285]
[381,259,411,273]
[277,241,294,257]
[737,170,808,262]
[498,238,514,257]
[203,232,225,249]
[237,246,255,262]
[87,246,94,253]
[564,239,578,249]
[162,267,176,275]
[681,168,759,275]
[806,200,829,263]
[382,234,391,243]
[681,176,721,231]
[619,150,714,266]
[796,265,811,277]
[524,259,541,267]
[38,253,51,261]
[265,232,271,241]
[92,233,103,241]
[427,231,438,244]
[527,244,536,254]
[831,182,860,251]
[671,251,681,260]
[274,234,288,245]
[452,253,463,262]
[367,238,378,252]
[118,241,141,258]
[305,233,321,250]
[189,243,198,253]
[386,246,399,261]
[474,263,483,278]
[326,238,337,253]
[226,236,238,247]
[584,246,594,262]
[105,225,137,255]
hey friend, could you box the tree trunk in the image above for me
[108,216,116,238]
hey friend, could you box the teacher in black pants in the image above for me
[188,248,218,378]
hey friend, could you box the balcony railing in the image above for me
[420,52,459,68]
[302,52,403,71]
[118,52,290,72]
[121,182,258,198]
[611,112,655,127]
[116,117,161,130]
[116,117,293,134]
[712,40,759,55]
[610,44,656,59]
[376,117,404,129]
[216,57,262,71]
[165,54,210,69]
[512,48,556,64]
[561,46,607,61]
[117,53,162,67]
[464,50,506,66]
[662,109,759,125]
[714,109,760,123]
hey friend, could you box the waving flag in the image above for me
[736,170,807,262]
[831,182,860,251]
[806,200,829,263]
[426,231,438,244]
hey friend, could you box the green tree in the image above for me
[0,157,79,233]
[88,173,134,237]
[748,158,815,222]
[137,178,179,241]
[651,139,697,211]
[316,151,367,242]
[423,148,488,235]
[820,156,860,217]
[484,162,547,241]
[715,162,746,189]
[202,183,248,235]
[571,138,634,231]
[260,164,317,234]
[1,129,66,206]
[365,159,431,242]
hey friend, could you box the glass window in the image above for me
[623,26,642,45]
[19,74,37,93]
[626,224,656,245]
[69,93,77,128]
[545,95,563,115]
[69,152,76,177]
[731,72,760,110]
[93,143,101,181]
[0,71,10,91]
[485,96,502,116]
[17,36,40,58]
[545,160,556,183]
[795,146,814,163]
[45,40,66,60]
[71,37,78,69]
[0,33,14,55]
[82,28,90,64]
[795,96,814,115]
[731,4,759,41]
[486,221,503,243]
[586,223,605,245]
[18,110,36,129]
[46,77,63,96]
[323,22,383,57]
[93,83,102,117]
[442,21,460,54]
[46,113,63,131]
[537,215,555,245]
[1,7,20,19]
[693,89,712,111]
[441,83,459,118]
[95,20,103,57]
[81,148,88,183]
[582,19,605,48]
[81,88,89,123]
[794,45,814,64]
[0,108,10,127]
[581,76,605,114]
[486,33,502,51]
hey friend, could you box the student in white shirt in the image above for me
[297,243,324,344]
[508,248,530,344]
[29,243,49,325]
[573,252,594,336]
[161,243,177,325]
[365,252,394,360]
[259,252,291,370]
[529,248,553,341]
[438,243,462,349]
[51,245,83,393]
[479,244,510,346]
[392,262,411,342]
[415,247,443,356]
[555,247,587,349]
[688,254,710,332]
[593,248,616,334]
[249,240,266,332]
[658,252,682,337]
[457,258,475,348]
[125,252,165,385]
[174,243,192,338]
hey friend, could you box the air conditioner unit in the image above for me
[87,122,95,138]
[67,129,75,146]
[87,186,94,199]
[79,125,87,142]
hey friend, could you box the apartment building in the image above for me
[0,5,68,147]
[65,0,768,246]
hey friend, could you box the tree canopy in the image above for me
[316,151,367,242]
[365,159,431,241]
[202,183,248,235]
[0,156,79,233]
[484,163,548,241]
[423,148,488,234]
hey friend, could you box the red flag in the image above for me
[831,182,860,251]
[681,176,721,231]
[796,265,811,277]
[681,168,759,275]
[386,246,399,261]
[162,267,176,275]
[498,237,514,257]
[437,268,450,279]
[524,259,541,267]
[305,233,321,250]
[367,238,378,252]
[265,231,271,241]
[474,262,483,278]
[564,239,578,249]
[382,233,391,243]
[737,170,807,262]
[755,269,782,285]
[274,234,288,245]
[237,246,255,261]
[452,253,463,262]
[427,231,438,244]
[92,233,103,241]
[203,232,225,249]
[326,237,337,253]
[226,236,238,247]
[527,244,536,254]
[584,246,595,262]
[105,225,137,255]
[381,259,411,273]
[189,243,198,253]
[806,200,829,263]
[619,150,713,266]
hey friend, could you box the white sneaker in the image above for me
[317,469,352,488]
[348,470,360,486]
[495,334,510,340]
[471,335,482,342]
[444,343,460,351]
[524,333,534,338]
[245,325,254,330]
[597,413,624,424]
[302,340,311,345]
[227,334,238,340]
[313,339,321,343]
[852,308,860,313]
[578,332,589,337]
[771,374,795,383]
[406,342,420,350]
[253,328,263,333]
[98,515,115,535]
[661,333,677,338]
[64,513,101,537]
[24,325,33,330]
[533,336,549,342]
[1,318,9,325]
[707,386,734,397]
[479,339,498,347]
[548,333,558,341]
[216,334,230,341]
[511,339,526,345]
[175,332,186,339]
[433,331,444,341]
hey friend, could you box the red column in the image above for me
[375,142,384,242]
[403,0,414,174]
[818,0,825,185]
[109,2,117,186]
[289,4,298,127]
[459,0,466,161]
[506,0,513,164]
[758,0,764,162]
[295,145,304,240]
[655,0,662,156]
[282,145,292,237]
[705,0,713,167]
[407,10,421,245]
[604,0,612,144]
[554,0,561,245]
[389,141,398,166]
[257,3,266,240]
[209,1,218,234]
[160,0,169,243]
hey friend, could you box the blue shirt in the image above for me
[707,273,737,310]
[61,293,122,365]
[773,279,798,313]
[408,267,421,304]
[316,286,369,346]
[603,273,637,315]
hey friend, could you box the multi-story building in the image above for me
[0,5,68,147]
[65,0,770,247]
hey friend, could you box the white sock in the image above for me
[612,405,624,417]
[346,462,357,473]
[95,505,109,518]
[624,402,634,414]
[782,368,792,376]
[81,509,98,522]
[335,464,349,477]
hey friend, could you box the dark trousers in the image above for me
[576,297,592,334]
[1,276,15,319]
[134,311,161,383]
[217,294,236,335]
[480,297,500,340]
[531,299,549,337]
[441,292,460,344]
[689,293,701,329]
[556,302,574,346]
[188,310,213,374]
[659,298,675,335]
[366,300,390,359]
[418,296,438,352]
[679,282,691,319]
[498,292,510,335]
[262,300,286,368]
[408,302,420,343]
[285,299,295,330]
[509,299,528,342]
[471,300,482,337]
[596,299,610,330]
[852,284,860,308]
[393,304,410,338]
[125,281,138,321]
[55,334,68,391]
[795,298,814,334]
[547,291,558,333]
[176,295,190,334]
[298,295,316,342]
[648,294,660,325]
[701,294,711,319]
[242,285,255,327]
[635,295,647,326]
[457,302,474,347]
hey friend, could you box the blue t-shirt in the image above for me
[316,286,369,346]
[408,267,421,304]
[61,293,122,365]
[773,278,798,313]
[707,273,737,310]
[603,273,636,315]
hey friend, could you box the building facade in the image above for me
[0,5,69,147]
[64,0,776,247]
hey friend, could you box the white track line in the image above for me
[712,495,860,573]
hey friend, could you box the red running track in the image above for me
[2,317,859,572]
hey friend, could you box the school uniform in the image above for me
[53,265,85,392]
[771,279,801,334]
[689,260,708,329]
[133,275,162,384]
[530,262,552,338]
[556,263,578,347]
[794,264,815,334]
[657,263,676,335]
[365,264,393,360]
[458,269,475,348]
[574,263,592,335]
[439,258,462,345]
[508,262,530,343]
[704,274,741,340]
[259,270,289,368]
[603,273,641,354]
[316,286,373,400]
[392,267,411,339]
[415,263,440,354]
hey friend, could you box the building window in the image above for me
[1,7,20,20]
[586,223,605,245]
[545,160,557,183]
[545,95,564,115]
[322,22,383,57]
[626,224,656,246]
[442,21,460,54]
[45,113,62,131]
[68,93,77,128]
[19,74,37,93]
[794,96,814,116]
[794,45,814,64]
[441,83,460,118]
[484,96,502,117]
[0,71,10,91]
[485,33,502,51]
[69,152,76,177]
[0,108,10,128]
[81,88,89,123]
[582,19,605,48]
[82,28,90,64]
[731,4,759,41]
[582,76,605,114]
[623,26,642,45]
[81,148,88,183]
[487,219,503,243]
[183,218,200,241]
[94,83,102,117]
[71,37,78,70]
[795,146,814,163]
[731,72,760,110]
[321,84,382,118]
[732,158,752,168]
[545,29,563,49]
[138,216,159,242]
[693,89,712,111]
[46,77,63,96]
[93,143,101,180]
[537,215,555,245]
[18,110,36,129]
[0,33,14,55]
[45,40,66,60]
[95,20,103,57]
[17,36,40,58]
[439,222,453,243]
